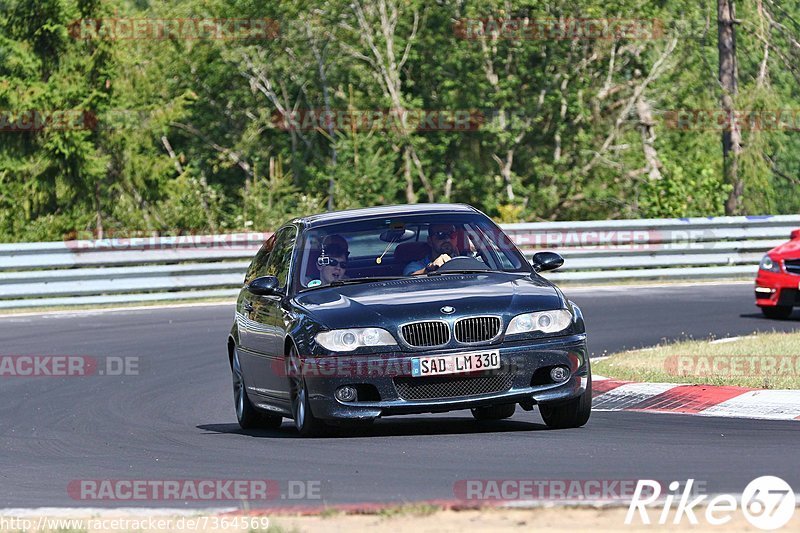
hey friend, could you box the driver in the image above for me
[404,224,461,276]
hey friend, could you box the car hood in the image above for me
[293,272,566,329]
[769,238,800,259]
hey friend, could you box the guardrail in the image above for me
[1,215,798,309]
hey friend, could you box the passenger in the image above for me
[404,224,461,275]
[321,234,349,255]
[307,234,349,287]
[318,246,348,285]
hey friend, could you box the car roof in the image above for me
[293,203,481,229]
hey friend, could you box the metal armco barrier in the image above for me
[1,215,799,309]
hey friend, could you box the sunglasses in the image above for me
[319,258,347,268]
[431,230,455,240]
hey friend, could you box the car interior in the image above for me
[299,226,481,285]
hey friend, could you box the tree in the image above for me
[718,0,743,215]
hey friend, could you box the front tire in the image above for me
[232,347,282,430]
[761,305,793,319]
[288,347,328,437]
[539,375,592,429]
[471,403,516,421]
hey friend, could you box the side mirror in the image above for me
[531,252,564,273]
[248,275,283,296]
[791,229,800,240]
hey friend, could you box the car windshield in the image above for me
[294,212,530,291]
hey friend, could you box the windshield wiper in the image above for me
[428,269,498,276]
[328,276,407,286]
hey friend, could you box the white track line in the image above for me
[592,383,678,410]
[698,390,800,420]
[0,300,235,320]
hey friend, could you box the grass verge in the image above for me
[592,331,800,389]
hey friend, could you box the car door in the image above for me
[239,226,297,403]
[236,233,275,374]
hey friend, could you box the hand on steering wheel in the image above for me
[424,254,451,273]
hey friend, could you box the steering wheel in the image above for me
[435,255,490,273]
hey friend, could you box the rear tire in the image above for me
[232,347,282,430]
[761,305,793,319]
[539,375,592,429]
[471,403,516,421]
[288,347,328,437]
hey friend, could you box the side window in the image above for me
[479,225,525,270]
[263,226,297,289]
[245,234,276,284]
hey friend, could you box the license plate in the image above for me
[411,350,500,377]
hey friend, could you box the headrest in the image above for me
[453,228,468,252]
[305,251,321,280]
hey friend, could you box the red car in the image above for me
[755,229,800,319]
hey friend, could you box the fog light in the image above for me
[335,386,358,402]
[550,366,570,383]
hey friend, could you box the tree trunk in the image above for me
[347,1,426,201]
[307,22,337,211]
[492,149,515,201]
[636,98,663,181]
[94,182,104,239]
[403,146,417,204]
[718,0,743,214]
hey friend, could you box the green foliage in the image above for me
[241,156,325,230]
[1,0,799,242]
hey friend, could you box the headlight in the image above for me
[759,255,780,272]
[507,309,572,335]
[315,327,396,352]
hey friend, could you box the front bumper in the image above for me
[303,334,589,421]
[755,270,800,308]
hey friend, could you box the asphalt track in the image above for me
[1,282,798,508]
